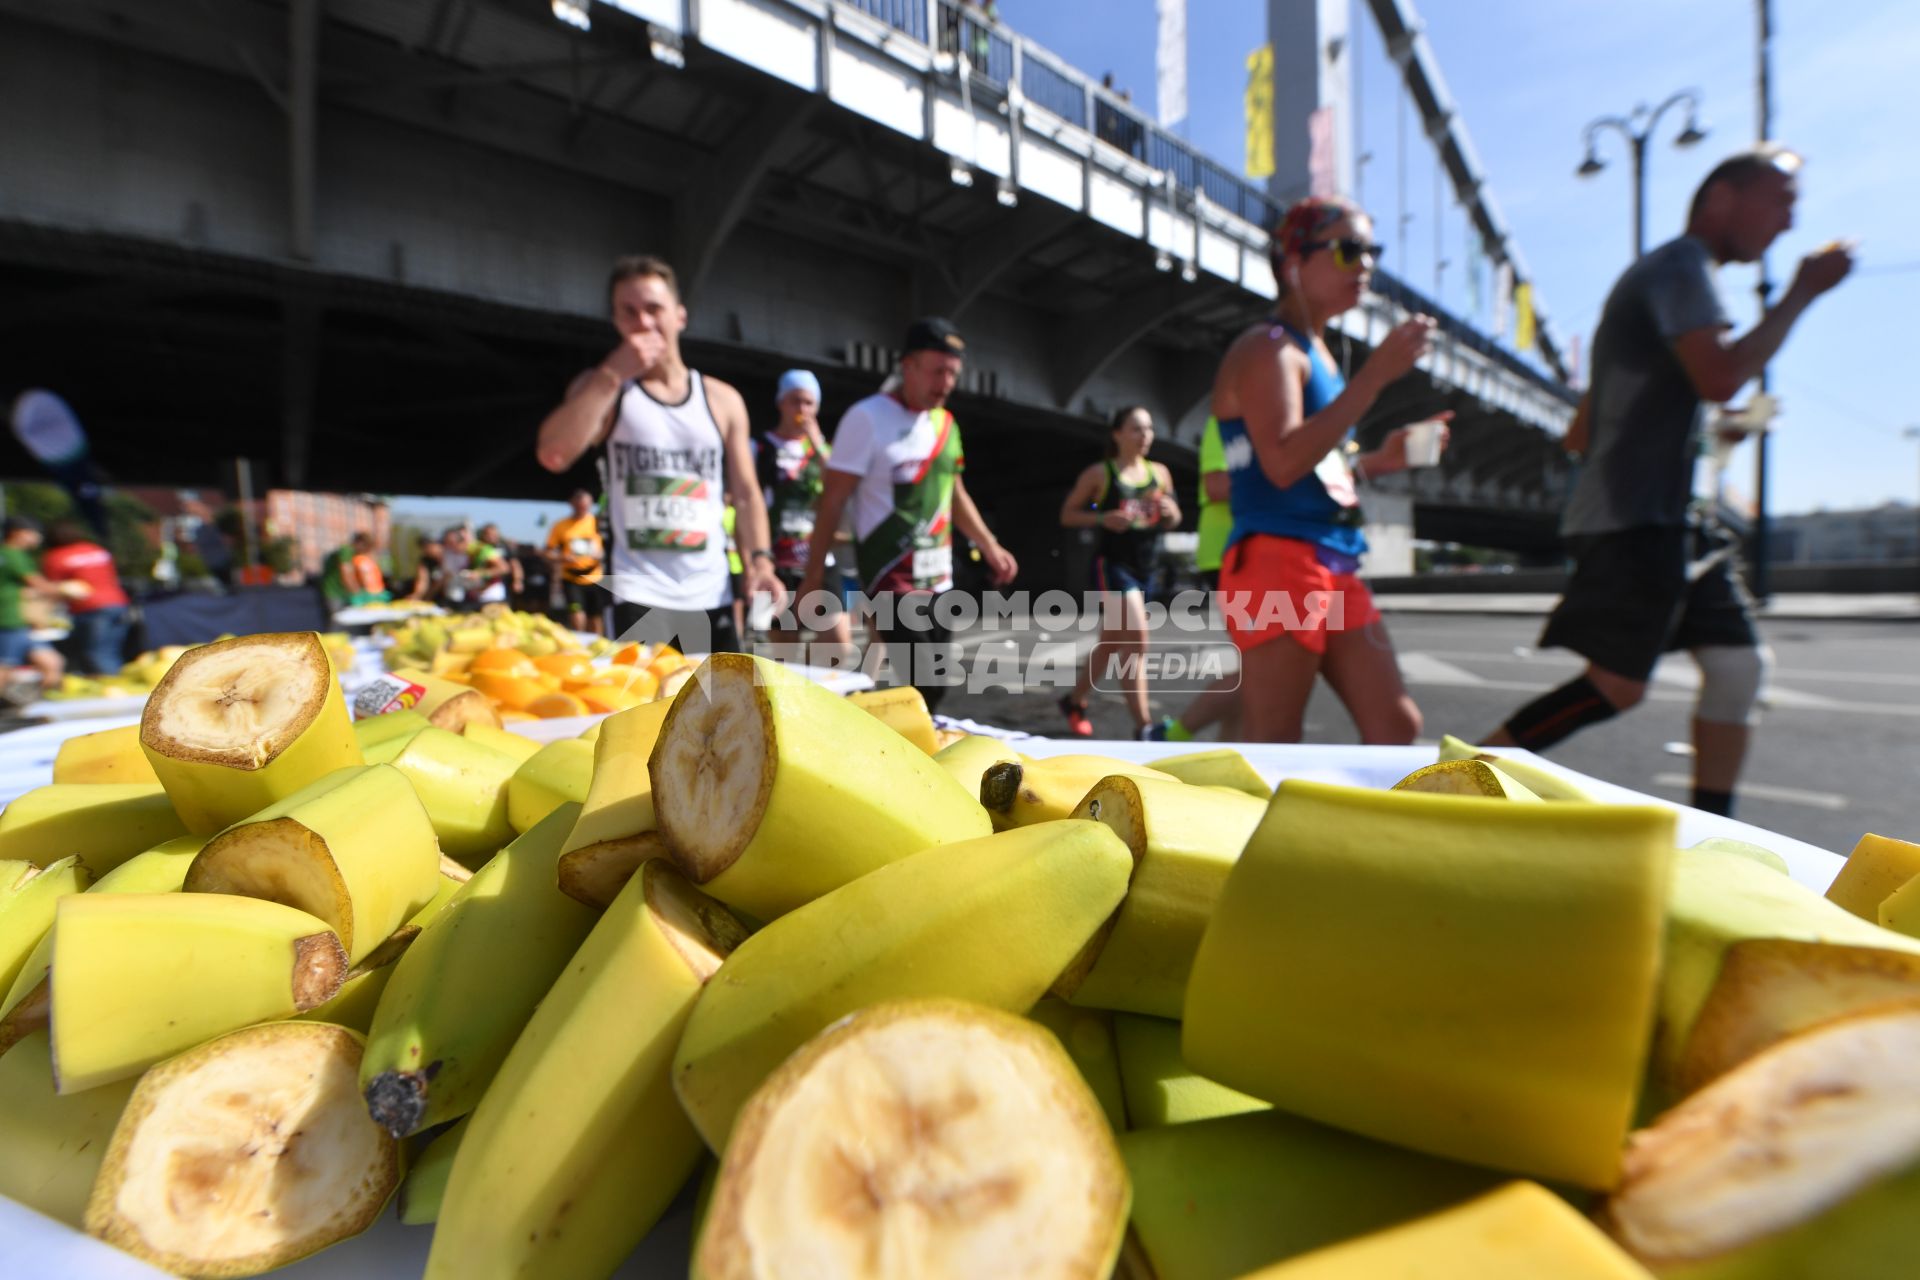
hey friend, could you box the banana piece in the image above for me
[0,855,90,997]
[360,803,598,1138]
[0,860,38,911]
[85,1020,401,1276]
[1392,758,1542,800]
[0,783,188,877]
[506,736,594,835]
[1146,747,1273,799]
[397,1114,467,1226]
[424,859,745,1280]
[1028,996,1129,1131]
[140,631,364,834]
[693,998,1130,1280]
[386,726,518,865]
[1827,833,1920,922]
[1245,1182,1653,1279]
[51,723,161,785]
[932,732,1025,800]
[1112,1014,1267,1129]
[0,836,204,1056]
[1881,875,1920,938]
[0,1030,139,1229]
[552,699,673,904]
[1655,843,1920,1098]
[1058,775,1266,1018]
[356,667,503,732]
[980,754,1180,830]
[1600,1003,1920,1279]
[1122,1104,1504,1280]
[50,892,347,1094]
[185,763,441,964]
[844,684,940,753]
[1185,781,1674,1190]
[673,818,1132,1152]
[651,653,992,921]
[1690,835,1791,876]
[1436,733,1596,801]
[352,708,430,755]
[461,722,542,765]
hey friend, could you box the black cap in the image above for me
[903,316,966,357]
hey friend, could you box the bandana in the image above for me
[1272,196,1363,263]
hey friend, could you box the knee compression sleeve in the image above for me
[1501,675,1620,752]
[1695,644,1770,726]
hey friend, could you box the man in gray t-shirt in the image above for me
[1480,146,1851,818]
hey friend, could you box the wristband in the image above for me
[749,549,776,566]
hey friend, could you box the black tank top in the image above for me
[1093,458,1163,576]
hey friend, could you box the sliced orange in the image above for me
[594,664,661,701]
[469,672,550,711]
[496,708,539,723]
[609,643,645,666]
[533,653,595,684]
[576,684,645,715]
[527,691,591,719]
[644,649,690,681]
[470,649,538,679]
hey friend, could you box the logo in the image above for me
[1088,641,1241,695]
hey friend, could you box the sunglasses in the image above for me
[1302,238,1386,270]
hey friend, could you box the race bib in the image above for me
[567,537,597,558]
[622,475,714,552]
[779,508,815,536]
[911,542,954,592]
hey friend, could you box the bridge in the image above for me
[0,0,1579,579]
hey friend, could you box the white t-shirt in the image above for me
[825,394,959,540]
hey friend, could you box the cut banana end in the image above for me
[140,632,364,835]
[1435,734,1595,801]
[1601,1002,1920,1277]
[1827,834,1920,923]
[651,654,991,921]
[1392,758,1541,800]
[844,685,940,754]
[558,830,669,908]
[694,999,1130,1280]
[85,1021,401,1277]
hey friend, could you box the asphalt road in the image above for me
[935,609,1920,857]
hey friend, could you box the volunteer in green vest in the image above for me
[798,317,1018,709]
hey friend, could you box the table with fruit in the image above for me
[2,625,1917,1280]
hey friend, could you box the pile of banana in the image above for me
[43,633,358,702]
[1,631,1918,1279]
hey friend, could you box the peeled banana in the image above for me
[424,858,745,1280]
[650,653,992,921]
[1184,781,1674,1190]
[672,818,1132,1152]
[140,631,364,834]
[361,803,598,1138]
[85,1020,401,1276]
[50,891,347,1094]
[185,763,441,964]
[1058,774,1265,1019]
[693,998,1131,1280]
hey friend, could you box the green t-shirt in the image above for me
[0,545,37,631]
[1195,416,1232,572]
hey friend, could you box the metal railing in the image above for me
[842,0,1569,401]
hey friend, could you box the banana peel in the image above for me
[1027,995,1129,1131]
[979,754,1180,830]
[505,737,594,835]
[1436,733,1595,801]
[1147,747,1273,799]
[0,1030,139,1229]
[1112,1013,1268,1129]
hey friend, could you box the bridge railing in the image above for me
[840,0,1570,406]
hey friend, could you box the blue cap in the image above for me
[775,370,821,404]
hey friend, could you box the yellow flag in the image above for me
[1245,45,1274,179]
[1514,281,1536,352]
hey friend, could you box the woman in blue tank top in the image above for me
[1207,196,1452,743]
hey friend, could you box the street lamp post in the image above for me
[1577,91,1710,259]
[1906,426,1920,594]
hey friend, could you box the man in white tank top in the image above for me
[536,255,782,652]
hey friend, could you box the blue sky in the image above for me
[1004,0,1920,517]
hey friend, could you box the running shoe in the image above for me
[1058,695,1094,737]
[1138,717,1173,741]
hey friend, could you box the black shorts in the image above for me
[1539,524,1758,682]
[609,601,743,655]
[561,579,600,613]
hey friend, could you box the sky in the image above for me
[1001,0,1920,517]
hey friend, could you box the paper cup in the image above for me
[1404,419,1445,468]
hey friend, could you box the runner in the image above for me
[534,255,782,652]
[472,524,519,607]
[544,489,605,634]
[1208,195,1448,743]
[1148,414,1241,741]
[1481,147,1852,816]
[0,517,66,701]
[1056,406,1179,737]
[797,317,1017,710]
[755,369,853,656]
